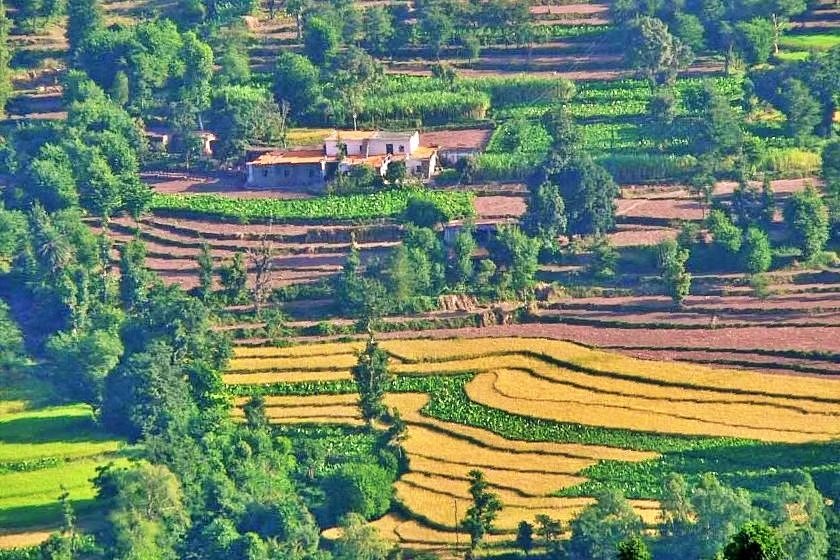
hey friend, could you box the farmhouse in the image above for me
[420,128,492,166]
[245,130,438,189]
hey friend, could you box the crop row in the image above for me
[149,190,475,223]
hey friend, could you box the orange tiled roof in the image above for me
[325,129,417,142]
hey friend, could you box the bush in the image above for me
[322,463,395,525]
[402,197,448,227]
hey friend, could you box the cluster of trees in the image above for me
[614,0,810,69]
[289,0,533,61]
[514,470,839,560]
[333,218,539,321]
[749,45,840,140]
[524,106,621,242]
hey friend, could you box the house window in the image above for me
[416,166,422,173]
[398,145,405,153]
[308,169,314,178]
[262,169,268,177]
[284,168,290,177]
[386,143,394,155]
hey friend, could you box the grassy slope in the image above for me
[0,369,129,534]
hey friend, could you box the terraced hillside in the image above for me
[224,337,840,553]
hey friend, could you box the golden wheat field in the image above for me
[226,337,840,545]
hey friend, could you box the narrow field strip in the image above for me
[223,369,353,385]
[232,342,365,358]
[407,456,586,496]
[227,353,359,372]
[402,472,594,510]
[370,514,510,546]
[0,528,56,549]
[467,372,838,443]
[233,393,357,407]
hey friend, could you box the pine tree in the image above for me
[462,469,503,557]
[196,243,214,301]
[350,334,390,423]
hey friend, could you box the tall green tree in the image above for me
[618,535,653,560]
[516,521,534,557]
[273,51,322,118]
[101,340,197,441]
[784,186,829,260]
[522,180,566,241]
[625,16,693,85]
[447,225,476,288]
[659,239,691,305]
[67,0,104,55]
[724,521,789,560]
[0,0,11,119]
[535,152,619,236]
[303,15,340,66]
[736,17,775,64]
[823,140,840,236]
[777,78,821,144]
[351,335,390,423]
[695,80,743,158]
[461,469,502,556]
[219,252,247,304]
[196,243,214,301]
[94,462,191,560]
[568,489,643,560]
[361,7,394,57]
[119,239,152,311]
[488,225,540,298]
[741,226,772,274]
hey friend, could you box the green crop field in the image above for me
[150,190,475,223]
[0,371,128,534]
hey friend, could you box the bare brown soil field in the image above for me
[142,171,315,198]
[474,196,526,218]
[377,324,840,354]
[0,529,56,550]
[530,4,609,16]
[535,307,840,328]
[607,225,679,247]
[616,198,705,221]
[552,292,840,312]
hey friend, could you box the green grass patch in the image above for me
[779,31,840,51]
[150,189,475,223]
[0,405,122,464]
[0,457,131,529]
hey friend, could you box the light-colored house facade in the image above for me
[246,130,437,189]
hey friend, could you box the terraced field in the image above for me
[0,372,130,546]
[225,337,840,551]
